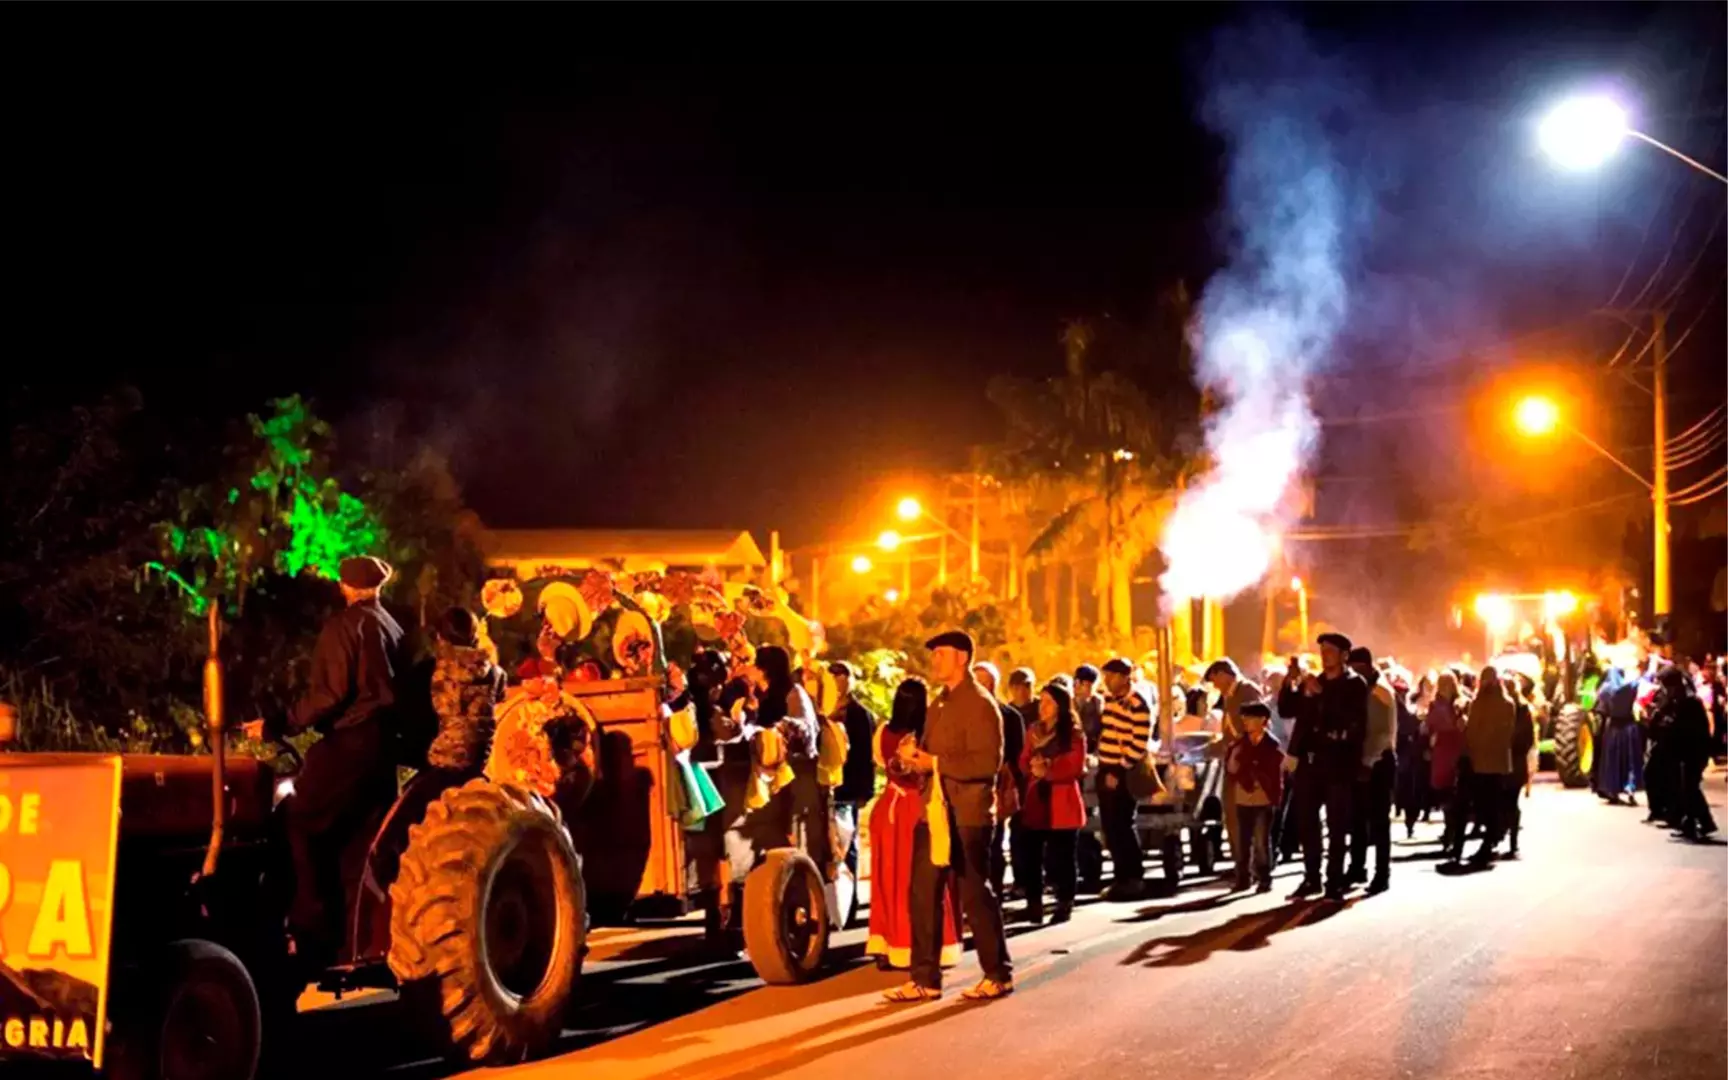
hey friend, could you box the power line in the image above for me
[1285,492,1640,542]
[1668,403,1727,449]
[1666,428,1725,471]
[1672,480,1727,507]
[1670,464,1728,500]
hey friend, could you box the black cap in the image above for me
[1317,632,1353,653]
[1347,646,1374,666]
[1203,659,1239,680]
[1074,664,1101,683]
[925,630,975,654]
[826,660,856,678]
[339,555,393,590]
[1008,667,1036,688]
[1240,702,1273,720]
[1101,657,1134,677]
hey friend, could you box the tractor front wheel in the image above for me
[109,939,262,1080]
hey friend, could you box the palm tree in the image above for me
[987,296,1200,645]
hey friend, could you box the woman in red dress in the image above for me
[866,678,962,970]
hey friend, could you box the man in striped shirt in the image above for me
[1097,657,1154,899]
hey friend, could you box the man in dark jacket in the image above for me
[245,555,407,969]
[1278,632,1369,901]
[827,661,878,886]
[974,661,1026,900]
[1659,666,1719,840]
[889,630,1012,1003]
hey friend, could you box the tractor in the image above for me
[0,742,587,1080]
[1471,590,1605,789]
[1,620,832,1080]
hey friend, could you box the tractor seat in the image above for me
[120,754,276,840]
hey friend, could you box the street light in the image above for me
[884,588,900,604]
[1513,395,1560,437]
[891,494,976,584]
[1538,93,1728,184]
[1511,395,1666,614]
[877,530,902,552]
[850,554,873,575]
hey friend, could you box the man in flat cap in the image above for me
[885,630,1013,1003]
[244,555,408,971]
[1277,631,1369,901]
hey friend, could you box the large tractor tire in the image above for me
[109,940,261,1080]
[1552,704,1595,790]
[388,779,585,1066]
[742,848,828,984]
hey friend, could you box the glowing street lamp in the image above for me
[850,554,873,575]
[896,497,922,523]
[1543,590,1579,620]
[1538,93,1727,184]
[1513,395,1560,438]
[884,588,901,604]
[1474,592,1516,636]
[877,529,902,552]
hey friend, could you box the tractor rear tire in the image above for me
[742,848,828,984]
[109,939,261,1080]
[388,779,585,1066]
[1552,705,1595,790]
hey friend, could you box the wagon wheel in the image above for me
[742,848,828,984]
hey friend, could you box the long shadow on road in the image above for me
[1119,899,1350,967]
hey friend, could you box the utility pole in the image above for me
[969,472,981,582]
[809,555,821,623]
[1261,586,1276,661]
[1651,309,1671,620]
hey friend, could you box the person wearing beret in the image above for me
[1276,631,1370,902]
[243,555,409,973]
[884,630,1014,1003]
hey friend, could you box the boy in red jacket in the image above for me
[1226,702,1285,893]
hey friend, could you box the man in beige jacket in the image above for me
[884,630,1014,1004]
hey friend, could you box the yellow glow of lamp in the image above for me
[877,529,902,552]
[850,554,873,574]
[1543,590,1579,619]
[1474,592,1515,635]
[1514,396,1561,438]
[1289,577,1304,592]
[884,588,900,604]
[896,497,922,522]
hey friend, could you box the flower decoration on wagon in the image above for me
[481,577,524,620]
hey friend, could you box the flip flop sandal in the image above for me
[960,978,1014,1001]
[883,982,941,1004]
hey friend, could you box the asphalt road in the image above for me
[299,775,1727,1080]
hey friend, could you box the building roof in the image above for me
[482,528,767,575]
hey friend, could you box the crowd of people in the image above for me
[830,628,1724,1004]
[241,555,1722,1001]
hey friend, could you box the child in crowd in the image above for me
[1225,702,1285,893]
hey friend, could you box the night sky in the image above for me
[6,3,1723,559]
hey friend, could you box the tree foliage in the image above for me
[1,389,482,750]
[985,295,1203,639]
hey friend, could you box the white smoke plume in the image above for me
[1159,22,1353,608]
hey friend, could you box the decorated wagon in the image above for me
[476,565,840,984]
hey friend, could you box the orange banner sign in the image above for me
[0,754,122,1069]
